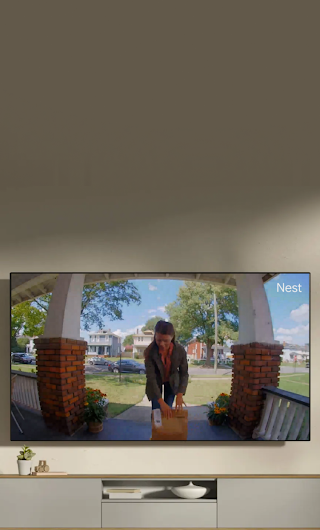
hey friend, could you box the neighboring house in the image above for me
[132,329,154,357]
[26,335,87,354]
[186,338,225,361]
[281,348,309,363]
[87,329,121,356]
[25,337,36,353]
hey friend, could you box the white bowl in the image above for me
[171,481,209,499]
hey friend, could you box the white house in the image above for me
[26,335,86,354]
[281,347,309,363]
[26,337,36,353]
[87,329,121,356]
[132,329,154,357]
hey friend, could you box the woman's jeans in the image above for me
[151,381,175,410]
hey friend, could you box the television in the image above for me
[10,272,310,442]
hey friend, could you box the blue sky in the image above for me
[264,273,309,346]
[81,274,310,346]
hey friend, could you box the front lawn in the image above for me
[184,379,232,405]
[281,361,307,368]
[190,360,231,368]
[278,373,309,397]
[85,374,146,418]
[11,364,36,373]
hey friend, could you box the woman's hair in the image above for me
[154,320,175,343]
[144,320,176,359]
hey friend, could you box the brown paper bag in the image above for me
[151,407,188,440]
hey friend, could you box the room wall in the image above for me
[0,1,319,475]
[1,196,318,474]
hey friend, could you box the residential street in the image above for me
[85,363,309,376]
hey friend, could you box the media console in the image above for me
[0,475,319,528]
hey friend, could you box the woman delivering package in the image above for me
[144,320,189,418]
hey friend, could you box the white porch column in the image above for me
[235,274,275,345]
[43,273,85,340]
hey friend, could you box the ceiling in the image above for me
[10,272,278,306]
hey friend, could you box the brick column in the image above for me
[227,342,283,439]
[34,337,87,436]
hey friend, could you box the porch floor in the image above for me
[11,405,242,441]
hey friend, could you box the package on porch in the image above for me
[151,407,188,440]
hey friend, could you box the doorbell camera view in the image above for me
[10,272,310,442]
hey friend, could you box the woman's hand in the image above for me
[158,398,173,419]
[175,392,185,411]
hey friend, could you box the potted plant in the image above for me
[17,445,36,475]
[206,393,230,426]
[84,388,108,433]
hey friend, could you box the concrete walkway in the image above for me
[114,394,208,422]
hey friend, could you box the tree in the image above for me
[11,301,46,339]
[141,316,164,332]
[11,281,142,349]
[32,281,142,332]
[166,282,239,371]
[123,334,134,347]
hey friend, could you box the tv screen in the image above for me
[10,272,310,442]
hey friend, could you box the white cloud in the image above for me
[276,324,309,336]
[290,304,309,323]
[148,309,157,314]
[276,335,293,343]
[149,284,158,291]
[158,306,166,312]
[157,297,161,300]
[113,324,144,340]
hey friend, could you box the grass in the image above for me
[190,360,231,368]
[11,363,36,373]
[184,379,232,405]
[278,373,309,397]
[190,374,232,379]
[85,356,144,364]
[281,361,307,368]
[85,374,146,418]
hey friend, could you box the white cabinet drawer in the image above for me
[102,501,217,528]
[0,479,102,528]
[217,478,320,528]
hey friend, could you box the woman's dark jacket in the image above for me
[144,341,189,401]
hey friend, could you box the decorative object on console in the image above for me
[106,488,142,499]
[31,471,68,476]
[34,460,50,472]
[171,481,209,499]
[17,445,36,475]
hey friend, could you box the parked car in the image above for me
[88,356,114,367]
[108,359,146,374]
[11,353,35,364]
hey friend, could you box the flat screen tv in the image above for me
[10,272,310,442]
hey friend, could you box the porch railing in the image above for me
[252,386,310,441]
[11,370,41,412]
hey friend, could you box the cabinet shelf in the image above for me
[101,478,218,504]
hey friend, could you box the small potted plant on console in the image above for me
[17,445,36,475]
